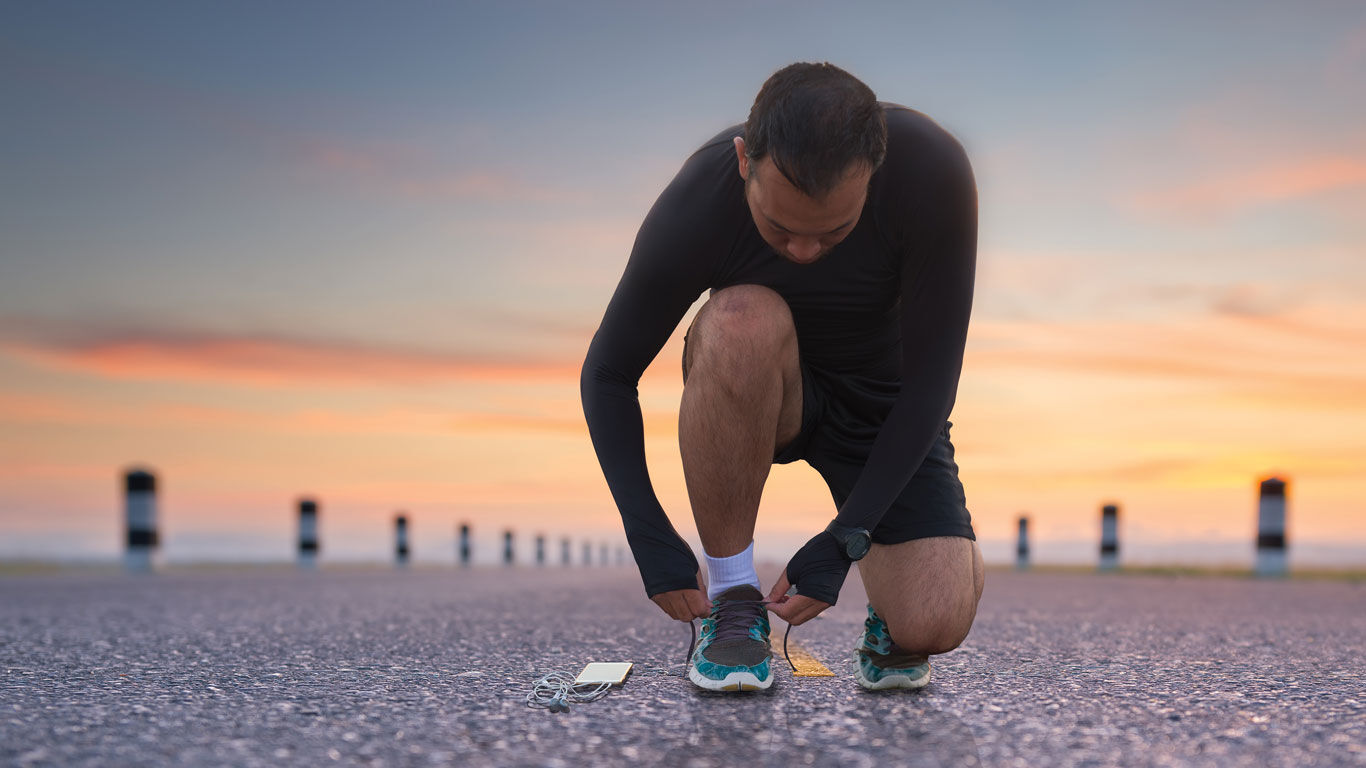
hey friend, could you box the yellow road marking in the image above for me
[771,628,835,677]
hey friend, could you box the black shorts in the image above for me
[683,330,975,546]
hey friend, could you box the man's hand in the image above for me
[649,571,711,621]
[765,571,831,625]
[773,530,853,614]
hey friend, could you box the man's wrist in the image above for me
[824,519,872,561]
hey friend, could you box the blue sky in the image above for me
[5,2,1362,336]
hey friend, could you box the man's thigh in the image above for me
[858,536,984,654]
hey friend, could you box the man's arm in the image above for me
[580,143,736,599]
[776,131,977,610]
[836,136,977,531]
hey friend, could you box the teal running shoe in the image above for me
[688,585,773,691]
[854,604,930,690]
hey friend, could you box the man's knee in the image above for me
[685,285,795,376]
[885,609,975,656]
[863,537,981,656]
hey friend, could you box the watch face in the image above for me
[848,531,872,560]
[826,521,874,561]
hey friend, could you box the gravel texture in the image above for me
[2,565,1363,767]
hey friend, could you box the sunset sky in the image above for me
[2,2,1364,567]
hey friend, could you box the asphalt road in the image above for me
[2,564,1363,767]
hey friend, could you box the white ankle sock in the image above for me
[704,541,760,600]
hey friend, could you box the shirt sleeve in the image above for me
[580,143,737,597]
[833,131,978,533]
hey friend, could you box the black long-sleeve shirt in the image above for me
[581,104,977,597]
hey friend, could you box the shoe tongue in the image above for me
[717,584,763,602]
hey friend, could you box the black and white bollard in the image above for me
[1099,503,1119,571]
[503,530,514,566]
[298,498,319,569]
[458,523,471,567]
[1256,477,1288,578]
[535,535,545,566]
[600,542,609,567]
[582,541,592,567]
[1016,516,1029,571]
[124,469,159,572]
[561,537,571,567]
[395,514,410,567]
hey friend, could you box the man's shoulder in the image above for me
[881,103,967,160]
[673,123,743,180]
[699,122,745,152]
[634,123,747,264]
[873,103,972,201]
[653,124,746,218]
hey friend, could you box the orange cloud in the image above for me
[970,342,1366,408]
[1131,154,1366,219]
[969,299,1366,389]
[0,332,581,388]
[0,390,682,440]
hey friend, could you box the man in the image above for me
[581,62,984,692]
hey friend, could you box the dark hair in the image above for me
[744,62,887,199]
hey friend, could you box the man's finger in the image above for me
[652,587,710,621]
[688,590,711,619]
[689,572,710,618]
[766,573,791,604]
[653,591,699,622]
[768,596,803,622]
[772,595,830,626]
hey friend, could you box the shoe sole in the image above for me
[853,650,931,691]
[688,666,773,692]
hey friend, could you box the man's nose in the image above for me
[787,237,821,263]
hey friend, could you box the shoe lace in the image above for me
[684,599,797,673]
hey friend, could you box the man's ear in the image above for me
[734,136,749,181]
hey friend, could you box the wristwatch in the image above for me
[825,520,873,561]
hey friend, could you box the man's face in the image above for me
[735,136,871,265]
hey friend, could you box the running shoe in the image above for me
[688,585,773,691]
[853,603,930,690]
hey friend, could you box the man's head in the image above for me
[736,62,886,264]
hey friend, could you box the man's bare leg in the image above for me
[679,284,804,561]
[679,284,804,690]
[858,536,985,657]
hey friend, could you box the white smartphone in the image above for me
[574,662,633,685]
